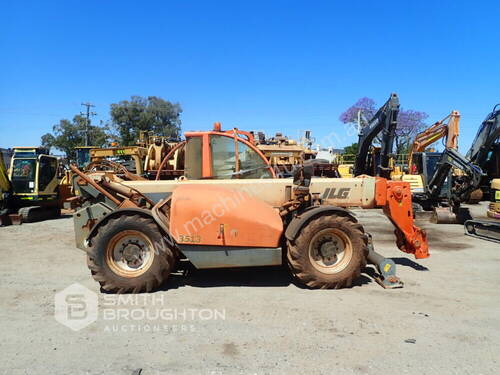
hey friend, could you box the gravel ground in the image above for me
[0,203,499,375]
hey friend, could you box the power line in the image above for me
[80,102,97,146]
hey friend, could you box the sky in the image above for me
[1,0,499,154]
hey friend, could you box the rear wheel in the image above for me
[87,215,176,293]
[287,214,367,289]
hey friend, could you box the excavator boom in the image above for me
[408,110,460,172]
[354,93,400,178]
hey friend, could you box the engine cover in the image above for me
[169,184,283,247]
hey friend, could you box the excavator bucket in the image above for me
[431,207,458,224]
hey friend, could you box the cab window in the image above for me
[38,156,57,191]
[184,136,203,179]
[210,135,236,178]
[12,159,37,193]
[210,135,272,179]
[236,141,273,178]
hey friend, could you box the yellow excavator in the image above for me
[1,147,63,225]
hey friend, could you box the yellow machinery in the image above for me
[254,132,317,177]
[144,140,182,176]
[408,111,460,172]
[2,147,62,224]
[0,152,10,216]
[88,146,147,175]
[335,154,356,178]
[137,131,182,175]
[393,111,460,191]
[488,179,500,219]
[392,111,461,196]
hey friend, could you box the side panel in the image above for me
[310,177,376,208]
[179,245,282,268]
[169,184,283,247]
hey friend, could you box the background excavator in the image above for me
[396,110,460,195]
[1,147,65,225]
[464,104,500,243]
[353,100,484,224]
[404,110,483,223]
[407,110,460,175]
[353,93,400,179]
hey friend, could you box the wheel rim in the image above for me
[105,230,155,277]
[308,228,353,274]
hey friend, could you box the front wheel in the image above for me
[286,214,367,289]
[87,214,176,293]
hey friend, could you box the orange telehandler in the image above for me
[70,118,429,293]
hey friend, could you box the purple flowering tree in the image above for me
[340,97,428,154]
[339,97,377,126]
[394,109,429,154]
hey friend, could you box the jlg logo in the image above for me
[321,187,351,200]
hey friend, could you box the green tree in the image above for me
[343,142,358,155]
[110,96,182,145]
[41,115,109,161]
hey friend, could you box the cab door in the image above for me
[37,156,59,196]
[209,134,274,179]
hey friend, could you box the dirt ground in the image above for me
[0,203,499,375]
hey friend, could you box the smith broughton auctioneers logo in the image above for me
[54,282,226,332]
[54,283,98,331]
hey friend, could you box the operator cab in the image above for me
[413,151,451,199]
[9,147,59,204]
[183,123,275,180]
[75,146,94,169]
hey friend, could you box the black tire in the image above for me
[87,214,176,293]
[286,214,367,289]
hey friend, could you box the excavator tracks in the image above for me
[464,219,500,244]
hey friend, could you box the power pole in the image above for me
[80,102,97,146]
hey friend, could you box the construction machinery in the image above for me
[407,110,460,173]
[87,146,148,175]
[413,148,484,223]
[404,110,474,221]
[400,110,460,193]
[353,93,400,179]
[1,147,62,224]
[254,131,339,178]
[465,104,500,198]
[70,121,429,293]
[353,97,484,223]
[144,126,337,180]
[464,179,500,244]
[463,104,500,242]
[487,179,500,219]
[0,151,10,220]
[74,146,95,168]
[138,132,180,172]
